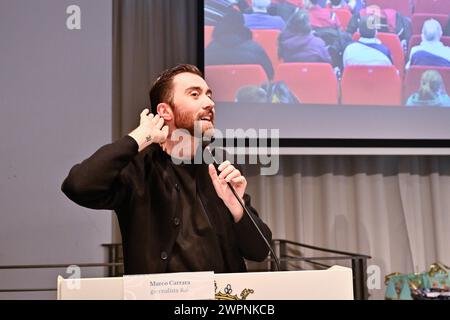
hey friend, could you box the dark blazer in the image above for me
[61,136,272,275]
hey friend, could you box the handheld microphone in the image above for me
[205,145,281,271]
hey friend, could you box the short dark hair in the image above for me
[359,16,377,38]
[235,85,268,103]
[149,64,203,114]
[286,9,311,35]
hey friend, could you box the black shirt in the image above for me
[168,161,226,272]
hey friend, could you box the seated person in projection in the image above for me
[346,5,412,44]
[267,0,300,22]
[406,70,450,107]
[299,1,353,69]
[205,0,251,25]
[278,9,332,63]
[343,15,393,67]
[205,10,274,79]
[303,0,341,28]
[326,0,365,14]
[236,82,300,104]
[235,85,269,103]
[325,0,352,11]
[407,19,450,68]
[243,0,286,30]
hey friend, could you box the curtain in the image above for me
[243,156,450,299]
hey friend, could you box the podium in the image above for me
[57,265,353,300]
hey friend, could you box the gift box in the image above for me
[385,262,450,300]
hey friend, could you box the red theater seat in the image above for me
[275,63,338,104]
[414,0,450,15]
[365,0,413,17]
[205,64,268,102]
[251,29,281,72]
[352,32,405,77]
[331,8,352,31]
[341,65,402,106]
[404,66,450,102]
[204,26,213,48]
[412,14,449,35]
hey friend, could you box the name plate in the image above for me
[123,271,214,300]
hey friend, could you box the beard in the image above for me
[173,105,214,136]
[174,108,195,136]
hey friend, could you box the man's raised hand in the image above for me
[128,109,169,152]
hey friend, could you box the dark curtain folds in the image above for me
[113,0,199,139]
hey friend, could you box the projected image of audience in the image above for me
[204,0,450,107]
[406,70,450,107]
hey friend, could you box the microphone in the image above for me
[205,145,281,271]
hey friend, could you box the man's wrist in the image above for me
[231,206,244,223]
[128,127,151,152]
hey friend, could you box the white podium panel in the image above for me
[57,265,353,300]
[214,266,353,300]
[58,277,122,300]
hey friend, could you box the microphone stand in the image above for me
[205,146,281,271]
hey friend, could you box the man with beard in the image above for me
[61,64,272,275]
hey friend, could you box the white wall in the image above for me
[0,0,113,299]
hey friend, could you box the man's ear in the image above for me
[157,103,173,121]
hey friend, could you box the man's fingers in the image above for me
[218,160,231,172]
[231,176,246,185]
[152,114,160,123]
[161,125,169,137]
[153,125,169,143]
[208,163,218,179]
[141,110,154,121]
[140,109,150,117]
[208,164,222,189]
[225,170,241,182]
[218,165,235,180]
[155,116,165,130]
[140,109,153,127]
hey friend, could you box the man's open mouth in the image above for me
[199,114,213,122]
